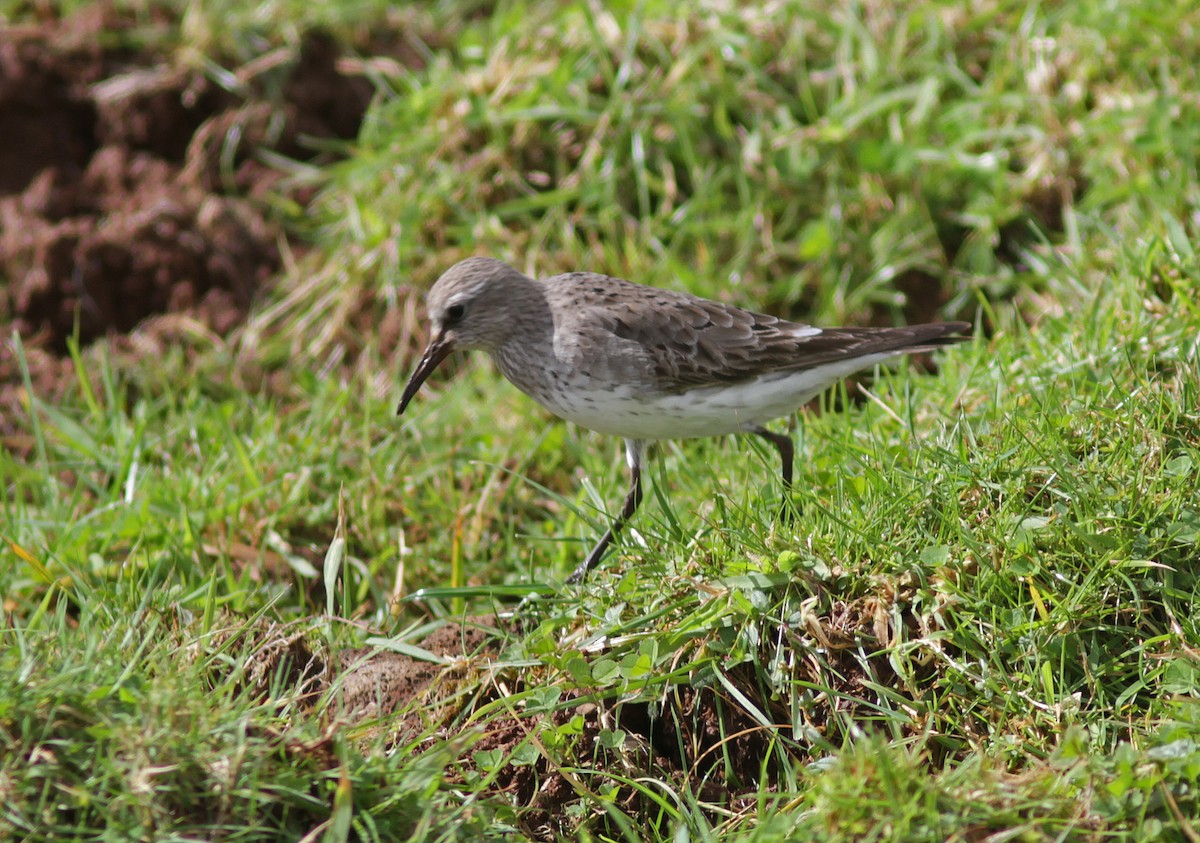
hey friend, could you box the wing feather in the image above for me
[545,272,969,394]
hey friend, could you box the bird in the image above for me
[397,257,969,583]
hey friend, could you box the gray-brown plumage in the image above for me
[398,257,970,582]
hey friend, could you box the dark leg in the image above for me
[567,439,645,584]
[750,426,796,522]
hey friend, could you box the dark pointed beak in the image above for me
[397,332,454,416]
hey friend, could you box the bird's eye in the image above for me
[444,303,466,324]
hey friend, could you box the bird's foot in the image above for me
[566,534,612,584]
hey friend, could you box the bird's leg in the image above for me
[751,426,796,523]
[567,439,645,584]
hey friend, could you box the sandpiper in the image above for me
[398,257,969,583]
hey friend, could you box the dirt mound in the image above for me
[319,614,849,843]
[0,3,374,445]
[197,578,933,839]
[336,622,500,726]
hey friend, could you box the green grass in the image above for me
[4,0,1200,840]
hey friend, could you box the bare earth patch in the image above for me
[0,3,372,448]
[262,594,927,840]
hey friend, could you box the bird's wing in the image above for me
[547,273,968,394]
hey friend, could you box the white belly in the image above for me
[539,353,896,439]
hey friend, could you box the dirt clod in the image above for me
[335,622,498,724]
[0,4,373,447]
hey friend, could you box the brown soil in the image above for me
[291,593,920,841]
[335,621,501,726]
[0,3,374,447]
[189,571,936,838]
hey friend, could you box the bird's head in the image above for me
[397,257,535,415]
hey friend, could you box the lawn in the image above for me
[2,0,1200,840]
